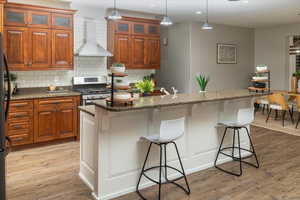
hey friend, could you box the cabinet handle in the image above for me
[13,137,24,142]
[13,114,27,118]
[13,103,27,107]
[28,62,32,66]
[12,125,22,129]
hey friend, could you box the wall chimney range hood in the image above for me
[75,17,113,57]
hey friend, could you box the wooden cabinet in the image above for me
[4,26,28,70]
[131,36,146,68]
[4,3,75,71]
[108,16,161,69]
[6,96,80,147]
[28,10,51,28]
[34,97,79,143]
[114,34,131,67]
[28,28,51,69]
[6,100,34,146]
[5,8,27,27]
[52,30,73,69]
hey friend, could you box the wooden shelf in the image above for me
[248,87,268,91]
[108,73,128,77]
[255,70,270,74]
[251,79,269,82]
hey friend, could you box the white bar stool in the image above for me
[136,117,190,200]
[214,108,260,176]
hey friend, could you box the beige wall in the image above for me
[190,23,255,92]
[157,22,255,93]
[254,23,300,90]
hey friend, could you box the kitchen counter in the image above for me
[78,105,95,116]
[11,87,81,100]
[93,89,267,112]
[80,89,266,200]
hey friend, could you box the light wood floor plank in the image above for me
[6,126,300,200]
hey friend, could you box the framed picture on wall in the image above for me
[217,43,237,64]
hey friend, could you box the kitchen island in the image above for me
[79,90,266,200]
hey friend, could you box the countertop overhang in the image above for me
[93,89,268,112]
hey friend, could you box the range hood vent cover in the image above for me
[75,17,113,57]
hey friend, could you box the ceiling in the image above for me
[71,0,300,28]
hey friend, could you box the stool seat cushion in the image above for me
[141,134,182,143]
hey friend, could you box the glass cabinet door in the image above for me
[132,23,146,35]
[148,24,160,35]
[5,8,27,26]
[52,13,73,30]
[115,21,131,34]
[28,11,51,28]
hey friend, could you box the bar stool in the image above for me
[136,117,190,200]
[214,108,259,176]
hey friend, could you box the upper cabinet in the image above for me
[3,3,76,71]
[107,16,161,70]
[52,13,73,30]
[5,8,27,27]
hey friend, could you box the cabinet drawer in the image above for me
[8,121,31,133]
[9,133,33,146]
[10,100,33,112]
[38,97,74,105]
[8,111,32,122]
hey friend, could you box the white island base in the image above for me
[79,96,256,200]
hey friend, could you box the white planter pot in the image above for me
[111,66,126,73]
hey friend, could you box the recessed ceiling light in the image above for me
[196,11,202,15]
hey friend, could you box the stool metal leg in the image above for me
[172,142,191,194]
[237,128,243,176]
[158,144,163,200]
[164,144,168,182]
[232,129,236,161]
[136,142,153,200]
[214,127,228,167]
[243,127,260,168]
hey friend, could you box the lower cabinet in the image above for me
[6,96,80,147]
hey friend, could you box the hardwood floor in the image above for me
[6,126,300,200]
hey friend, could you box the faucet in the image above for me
[160,88,170,95]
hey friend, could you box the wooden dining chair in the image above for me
[266,93,294,127]
[295,95,300,128]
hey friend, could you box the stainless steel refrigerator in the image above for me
[0,32,11,200]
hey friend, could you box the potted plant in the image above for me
[9,73,17,95]
[111,63,126,73]
[196,74,209,92]
[135,79,155,96]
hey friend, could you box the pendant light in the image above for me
[160,0,173,26]
[108,0,122,20]
[202,0,213,30]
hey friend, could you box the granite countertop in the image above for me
[78,105,95,117]
[93,89,269,112]
[11,87,81,100]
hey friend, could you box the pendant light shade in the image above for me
[108,0,122,20]
[202,0,213,30]
[160,0,173,26]
[161,16,173,26]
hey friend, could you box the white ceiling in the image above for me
[72,0,300,28]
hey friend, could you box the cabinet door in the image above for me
[28,28,51,69]
[131,36,146,68]
[52,13,73,30]
[114,34,131,67]
[115,21,131,34]
[4,26,29,70]
[35,105,57,142]
[148,24,160,36]
[146,37,160,69]
[28,11,51,28]
[132,22,146,35]
[52,30,73,69]
[5,8,28,27]
[56,103,75,139]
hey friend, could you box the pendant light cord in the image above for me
[166,0,168,16]
[114,0,116,10]
[206,0,209,23]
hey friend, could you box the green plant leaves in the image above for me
[135,80,155,94]
[196,74,209,91]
